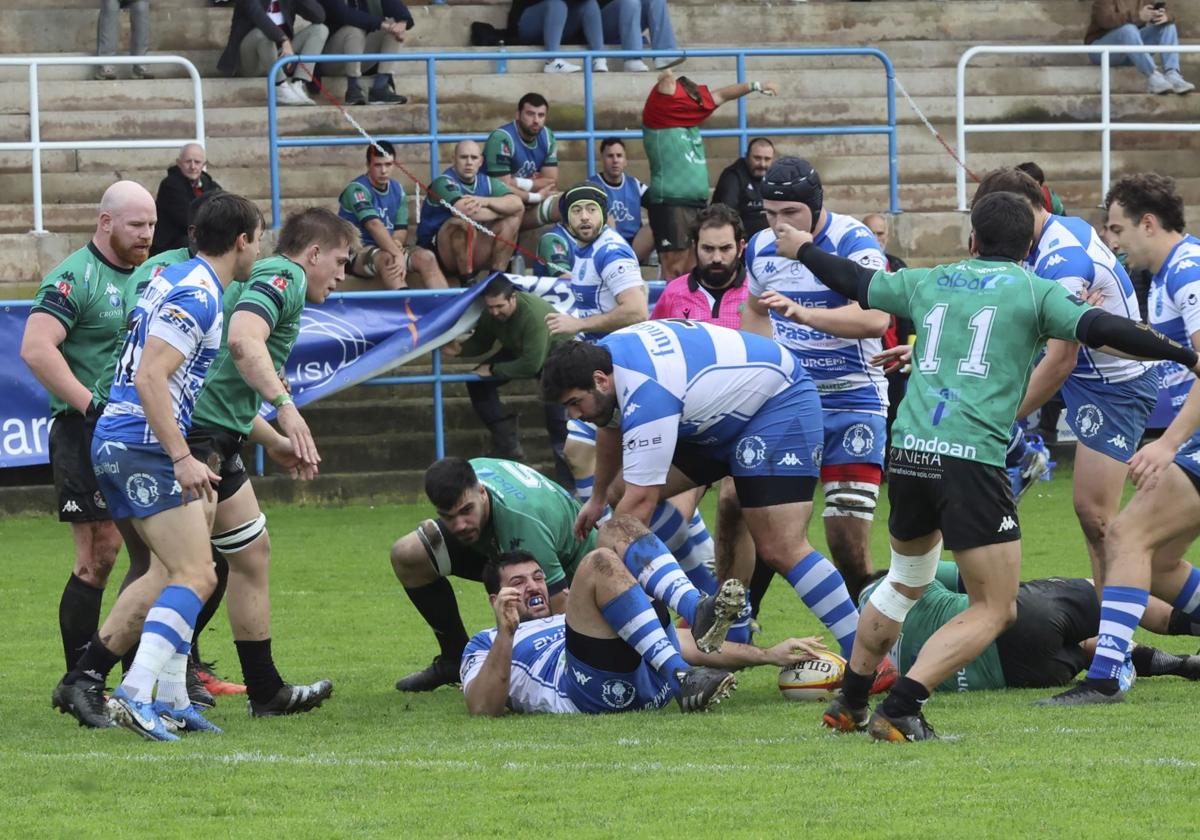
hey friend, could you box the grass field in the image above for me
[4,468,1200,838]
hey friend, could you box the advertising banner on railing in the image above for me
[0,303,54,468]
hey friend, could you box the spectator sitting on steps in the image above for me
[316,0,412,105]
[96,0,152,80]
[151,143,223,254]
[1085,0,1194,94]
[218,0,330,106]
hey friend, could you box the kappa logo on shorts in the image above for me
[125,473,160,509]
[1108,434,1129,451]
[600,678,636,709]
[572,668,593,686]
[61,500,82,514]
[1075,404,1105,438]
[777,452,802,466]
[843,423,876,458]
[997,516,1017,533]
[734,435,768,469]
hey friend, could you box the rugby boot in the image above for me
[155,701,224,734]
[867,708,938,742]
[195,660,247,696]
[691,578,746,654]
[822,691,869,733]
[107,687,180,742]
[1034,680,1125,706]
[1011,434,1050,502]
[676,666,737,713]
[395,655,460,692]
[869,656,899,695]
[52,677,114,728]
[249,679,334,717]
[186,659,216,709]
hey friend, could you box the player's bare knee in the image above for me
[580,547,623,579]
[597,514,649,553]
[391,527,441,585]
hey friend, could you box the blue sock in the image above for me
[575,475,595,504]
[622,533,700,624]
[120,585,203,702]
[600,584,690,685]
[1172,566,1200,620]
[1005,422,1029,469]
[650,502,719,596]
[784,551,859,655]
[1087,585,1150,682]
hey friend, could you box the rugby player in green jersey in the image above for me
[774,191,1200,740]
[21,181,157,719]
[861,562,1200,693]
[390,456,599,692]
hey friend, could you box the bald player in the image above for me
[415,140,525,284]
[21,181,158,687]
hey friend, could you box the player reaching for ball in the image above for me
[786,191,1200,741]
[461,515,826,715]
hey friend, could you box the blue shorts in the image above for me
[722,379,824,479]
[821,411,887,468]
[562,652,673,714]
[1060,367,1160,463]
[1172,433,1200,484]
[90,437,186,520]
[567,419,597,446]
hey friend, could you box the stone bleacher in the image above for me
[3,0,1199,290]
[2,0,1198,507]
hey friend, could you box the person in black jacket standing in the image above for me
[218,0,330,106]
[710,137,773,238]
[151,144,223,253]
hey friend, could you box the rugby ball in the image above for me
[778,651,846,701]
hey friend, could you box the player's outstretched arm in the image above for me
[1075,310,1199,370]
[678,631,828,668]
[781,229,876,305]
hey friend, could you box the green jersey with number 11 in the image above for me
[867,258,1092,467]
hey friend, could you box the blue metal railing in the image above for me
[266,47,900,226]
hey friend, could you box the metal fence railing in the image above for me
[956,44,1200,210]
[0,55,206,233]
[267,47,900,227]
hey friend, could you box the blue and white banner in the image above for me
[1,274,655,469]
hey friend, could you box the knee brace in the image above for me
[416,519,452,578]
[822,481,879,520]
[211,513,267,554]
[867,541,942,622]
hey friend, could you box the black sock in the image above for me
[235,638,285,704]
[404,578,469,662]
[121,642,138,675]
[1131,645,1188,677]
[66,633,122,685]
[879,676,930,719]
[371,73,391,91]
[59,574,104,672]
[192,549,229,660]
[841,666,875,709]
[1167,608,1200,636]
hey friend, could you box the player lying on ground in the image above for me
[858,561,1200,695]
[462,515,825,715]
[784,191,1200,741]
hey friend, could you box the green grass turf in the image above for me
[3,468,1200,838]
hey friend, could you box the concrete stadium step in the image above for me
[0,2,1102,57]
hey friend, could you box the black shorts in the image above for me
[427,519,569,596]
[886,447,1019,551]
[646,203,702,252]
[564,600,671,673]
[995,577,1098,689]
[671,442,817,508]
[49,412,110,523]
[186,426,250,504]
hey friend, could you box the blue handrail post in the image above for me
[432,349,445,459]
[584,54,596,177]
[268,58,284,230]
[427,57,439,179]
[736,53,747,156]
[885,57,900,215]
